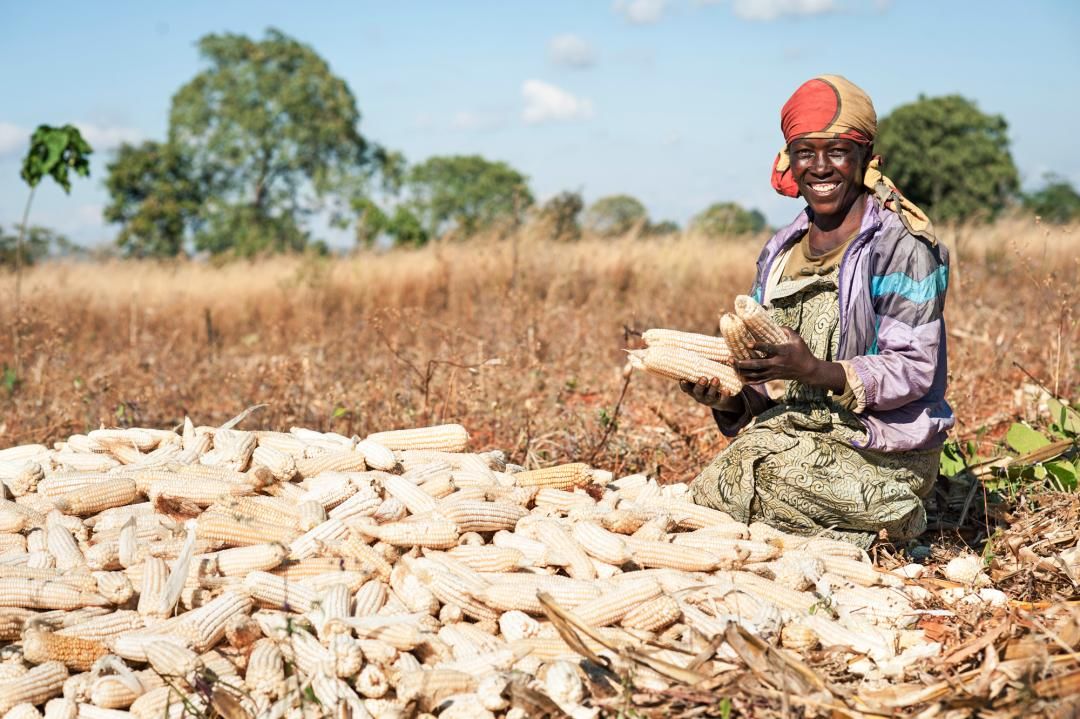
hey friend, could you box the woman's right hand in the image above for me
[678,377,742,411]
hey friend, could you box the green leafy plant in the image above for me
[14,124,92,375]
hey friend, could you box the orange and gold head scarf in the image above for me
[771,75,935,243]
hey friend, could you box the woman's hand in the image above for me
[735,328,846,393]
[679,377,742,411]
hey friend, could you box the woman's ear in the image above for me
[863,143,875,170]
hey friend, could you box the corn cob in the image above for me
[242,571,316,613]
[52,454,120,473]
[88,429,158,452]
[330,532,393,580]
[170,591,252,652]
[44,525,85,572]
[512,463,591,491]
[627,346,743,394]
[325,488,382,524]
[437,500,526,533]
[298,476,357,511]
[642,328,734,364]
[295,450,367,479]
[52,480,137,517]
[129,685,202,719]
[2,463,44,498]
[0,505,36,534]
[366,424,469,453]
[396,669,477,711]
[37,474,119,499]
[0,580,108,610]
[669,535,779,563]
[719,312,763,362]
[20,628,108,671]
[244,639,284,697]
[382,475,438,515]
[88,671,163,710]
[147,478,253,506]
[372,497,408,523]
[195,510,295,548]
[353,579,387,616]
[213,543,288,577]
[361,519,459,549]
[734,294,788,344]
[250,445,296,482]
[534,488,596,513]
[530,519,595,580]
[621,594,682,632]
[480,576,600,615]
[571,521,632,565]
[445,546,524,573]
[0,445,48,464]
[0,661,68,714]
[91,572,134,605]
[55,611,144,641]
[4,704,42,719]
[310,672,366,717]
[354,439,397,471]
[567,578,663,627]
[288,518,349,560]
[723,571,817,613]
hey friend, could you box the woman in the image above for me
[685,75,953,548]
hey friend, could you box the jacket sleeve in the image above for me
[847,234,949,412]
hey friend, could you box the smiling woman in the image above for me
[683,75,953,549]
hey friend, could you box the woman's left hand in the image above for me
[735,327,821,385]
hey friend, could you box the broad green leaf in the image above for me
[1046,460,1078,491]
[1006,422,1051,455]
[1033,463,1047,480]
[1049,398,1080,434]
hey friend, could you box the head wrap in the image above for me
[771,75,935,243]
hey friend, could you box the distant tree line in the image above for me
[14,28,1056,261]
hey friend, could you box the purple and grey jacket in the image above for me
[715,198,954,452]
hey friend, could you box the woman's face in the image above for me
[789,137,869,219]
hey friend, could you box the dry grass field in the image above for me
[1,216,1077,483]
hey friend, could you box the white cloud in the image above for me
[613,0,668,24]
[0,122,29,158]
[549,33,596,69]
[74,122,143,151]
[450,110,507,132]
[728,0,837,21]
[521,80,594,125]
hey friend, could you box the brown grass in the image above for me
[1,215,1077,482]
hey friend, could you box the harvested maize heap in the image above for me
[0,419,1009,718]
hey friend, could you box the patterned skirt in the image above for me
[690,404,939,548]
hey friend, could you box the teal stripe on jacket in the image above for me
[870,265,948,304]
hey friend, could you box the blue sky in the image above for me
[1,0,1078,247]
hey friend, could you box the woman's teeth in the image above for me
[811,183,840,194]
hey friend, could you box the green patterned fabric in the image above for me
[690,266,938,548]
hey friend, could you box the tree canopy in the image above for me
[537,191,584,242]
[583,194,648,237]
[407,155,533,239]
[169,28,371,255]
[1023,174,1080,224]
[691,202,766,237]
[104,141,205,257]
[876,95,1019,223]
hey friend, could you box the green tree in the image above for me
[385,206,429,247]
[169,28,371,255]
[104,141,205,257]
[537,191,584,242]
[691,202,766,237]
[647,220,681,236]
[583,194,648,237]
[407,155,533,239]
[0,225,70,266]
[1023,174,1080,224]
[876,95,1019,222]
